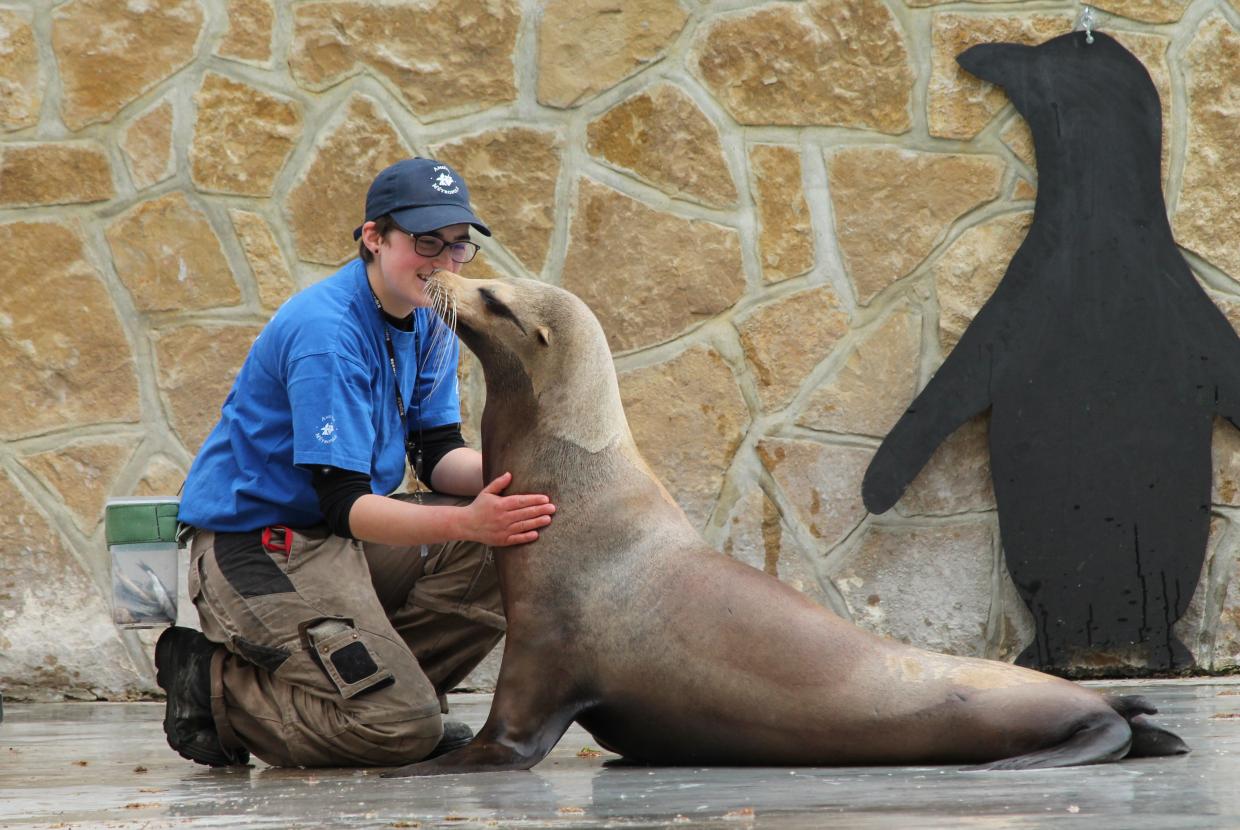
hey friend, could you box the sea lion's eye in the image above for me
[478,287,527,335]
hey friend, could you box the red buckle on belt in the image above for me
[261,525,293,554]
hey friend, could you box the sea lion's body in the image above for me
[385,271,1187,776]
[863,31,1240,671]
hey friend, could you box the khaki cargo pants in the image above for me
[187,493,504,767]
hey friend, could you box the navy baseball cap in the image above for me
[352,157,492,240]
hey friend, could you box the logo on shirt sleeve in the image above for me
[315,415,337,445]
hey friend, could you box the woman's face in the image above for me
[367,222,471,311]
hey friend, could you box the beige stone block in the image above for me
[735,286,850,413]
[190,74,301,197]
[619,345,749,529]
[229,209,295,311]
[1012,177,1037,201]
[106,192,242,313]
[719,486,831,608]
[917,0,1184,26]
[286,95,411,266]
[694,0,913,133]
[749,144,814,284]
[152,323,263,453]
[432,128,562,274]
[1000,117,1035,170]
[929,13,1071,140]
[122,100,175,190]
[217,0,275,64]
[828,147,1004,306]
[134,456,188,498]
[0,471,142,698]
[0,142,113,207]
[757,438,872,550]
[21,441,136,532]
[52,0,203,130]
[797,305,920,438]
[587,83,737,209]
[290,1,519,120]
[1092,0,1189,23]
[894,415,996,517]
[830,522,994,656]
[1214,421,1240,507]
[462,250,513,280]
[1173,14,1240,283]
[993,551,1036,662]
[934,211,1033,354]
[0,8,40,131]
[0,221,139,439]
[562,178,743,353]
[1174,516,1227,668]
[538,0,687,108]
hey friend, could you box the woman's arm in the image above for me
[348,471,554,547]
[427,445,484,496]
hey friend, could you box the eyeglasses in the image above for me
[407,233,480,263]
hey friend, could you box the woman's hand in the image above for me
[462,472,556,547]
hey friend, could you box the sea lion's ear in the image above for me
[536,326,551,346]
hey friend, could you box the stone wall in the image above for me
[4,0,1240,699]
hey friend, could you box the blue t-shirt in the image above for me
[179,259,461,531]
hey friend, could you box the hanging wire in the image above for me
[1077,5,1097,44]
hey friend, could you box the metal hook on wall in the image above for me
[1077,5,1097,44]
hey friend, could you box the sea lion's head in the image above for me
[427,271,629,454]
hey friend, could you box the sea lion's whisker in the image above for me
[420,272,458,402]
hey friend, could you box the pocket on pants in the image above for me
[306,619,394,700]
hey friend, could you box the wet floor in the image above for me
[2,679,1239,829]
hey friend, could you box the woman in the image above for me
[157,158,555,768]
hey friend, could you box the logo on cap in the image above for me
[431,165,460,195]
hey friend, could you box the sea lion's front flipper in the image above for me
[383,644,583,778]
[382,702,580,777]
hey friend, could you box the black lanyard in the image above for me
[369,286,424,489]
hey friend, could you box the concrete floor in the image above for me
[2,679,1239,829]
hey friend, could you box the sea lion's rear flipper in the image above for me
[1106,694,1190,758]
[963,710,1132,771]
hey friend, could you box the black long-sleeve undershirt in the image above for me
[310,422,468,538]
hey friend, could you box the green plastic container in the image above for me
[106,498,180,628]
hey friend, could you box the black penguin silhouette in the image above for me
[861,31,1240,673]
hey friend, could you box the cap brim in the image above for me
[390,205,492,237]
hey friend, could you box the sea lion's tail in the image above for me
[1106,694,1191,758]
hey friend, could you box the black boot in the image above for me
[425,719,473,759]
[155,627,249,767]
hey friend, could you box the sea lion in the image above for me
[863,31,1240,673]
[383,271,1187,776]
